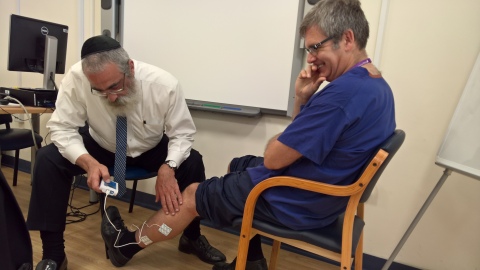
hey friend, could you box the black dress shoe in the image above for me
[178,234,226,264]
[35,260,56,270]
[18,263,32,270]
[35,256,67,270]
[101,206,131,267]
[212,258,267,270]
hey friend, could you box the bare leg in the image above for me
[136,183,200,247]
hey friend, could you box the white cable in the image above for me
[4,96,39,150]
[103,193,164,248]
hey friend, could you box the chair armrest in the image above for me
[240,149,388,233]
[248,149,388,200]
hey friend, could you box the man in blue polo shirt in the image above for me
[100,0,396,269]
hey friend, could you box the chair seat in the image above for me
[0,129,43,151]
[233,213,365,256]
[0,115,44,186]
[107,166,157,180]
[104,165,157,213]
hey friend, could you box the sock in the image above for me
[182,217,201,240]
[40,231,65,266]
[246,235,264,261]
[118,230,143,258]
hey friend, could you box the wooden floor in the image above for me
[4,166,338,270]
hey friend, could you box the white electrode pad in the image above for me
[158,223,172,236]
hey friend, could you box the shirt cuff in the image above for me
[63,144,89,165]
[165,151,188,168]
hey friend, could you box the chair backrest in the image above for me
[0,114,13,128]
[360,129,405,203]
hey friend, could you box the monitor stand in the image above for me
[42,35,58,90]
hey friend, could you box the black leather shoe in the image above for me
[35,256,68,270]
[178,234,226,264]
[212,258,267,270]
[18,263,32,270]
[101,206,131,267]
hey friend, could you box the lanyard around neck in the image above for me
[350,58,372,71]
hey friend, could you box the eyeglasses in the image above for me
[304,36,333,55]
[91,73,126,96]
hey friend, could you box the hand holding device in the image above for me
[100,180,118,196]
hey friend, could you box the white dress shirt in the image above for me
[47,59,196,167]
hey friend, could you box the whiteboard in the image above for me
[121,0,305,113]
[436,51,480,180]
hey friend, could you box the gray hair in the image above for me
[81,47,131,75]
[300,0,369,50]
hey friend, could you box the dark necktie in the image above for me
[114,116,127,197]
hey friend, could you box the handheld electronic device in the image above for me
[100,180,118,196]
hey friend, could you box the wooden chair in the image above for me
[0,114,43,186]
[235,129,405,270]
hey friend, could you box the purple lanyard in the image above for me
[350,58,372,70]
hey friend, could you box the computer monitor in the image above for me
[7,14,68,90]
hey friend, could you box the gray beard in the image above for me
[101,79,140,116]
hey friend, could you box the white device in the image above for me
[100,180,118,196]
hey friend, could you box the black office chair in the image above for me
[234,130,405,270]
[78,124,157,213]
[0,114,43,186]
[107,166,157,213]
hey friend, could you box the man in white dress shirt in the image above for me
[28,35,225,270]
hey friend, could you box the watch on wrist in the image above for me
[164,160,177,171]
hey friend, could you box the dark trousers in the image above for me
[26,131,205,233]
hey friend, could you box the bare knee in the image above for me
[182,183,200,216]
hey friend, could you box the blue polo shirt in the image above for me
[247,67,396,230]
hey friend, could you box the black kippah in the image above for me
[81,35,121,59]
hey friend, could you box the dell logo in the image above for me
[41,26,49,35]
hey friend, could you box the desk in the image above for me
[0,106,54,176]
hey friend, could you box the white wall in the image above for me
[372,1,480,269]
[1,0,480,269]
